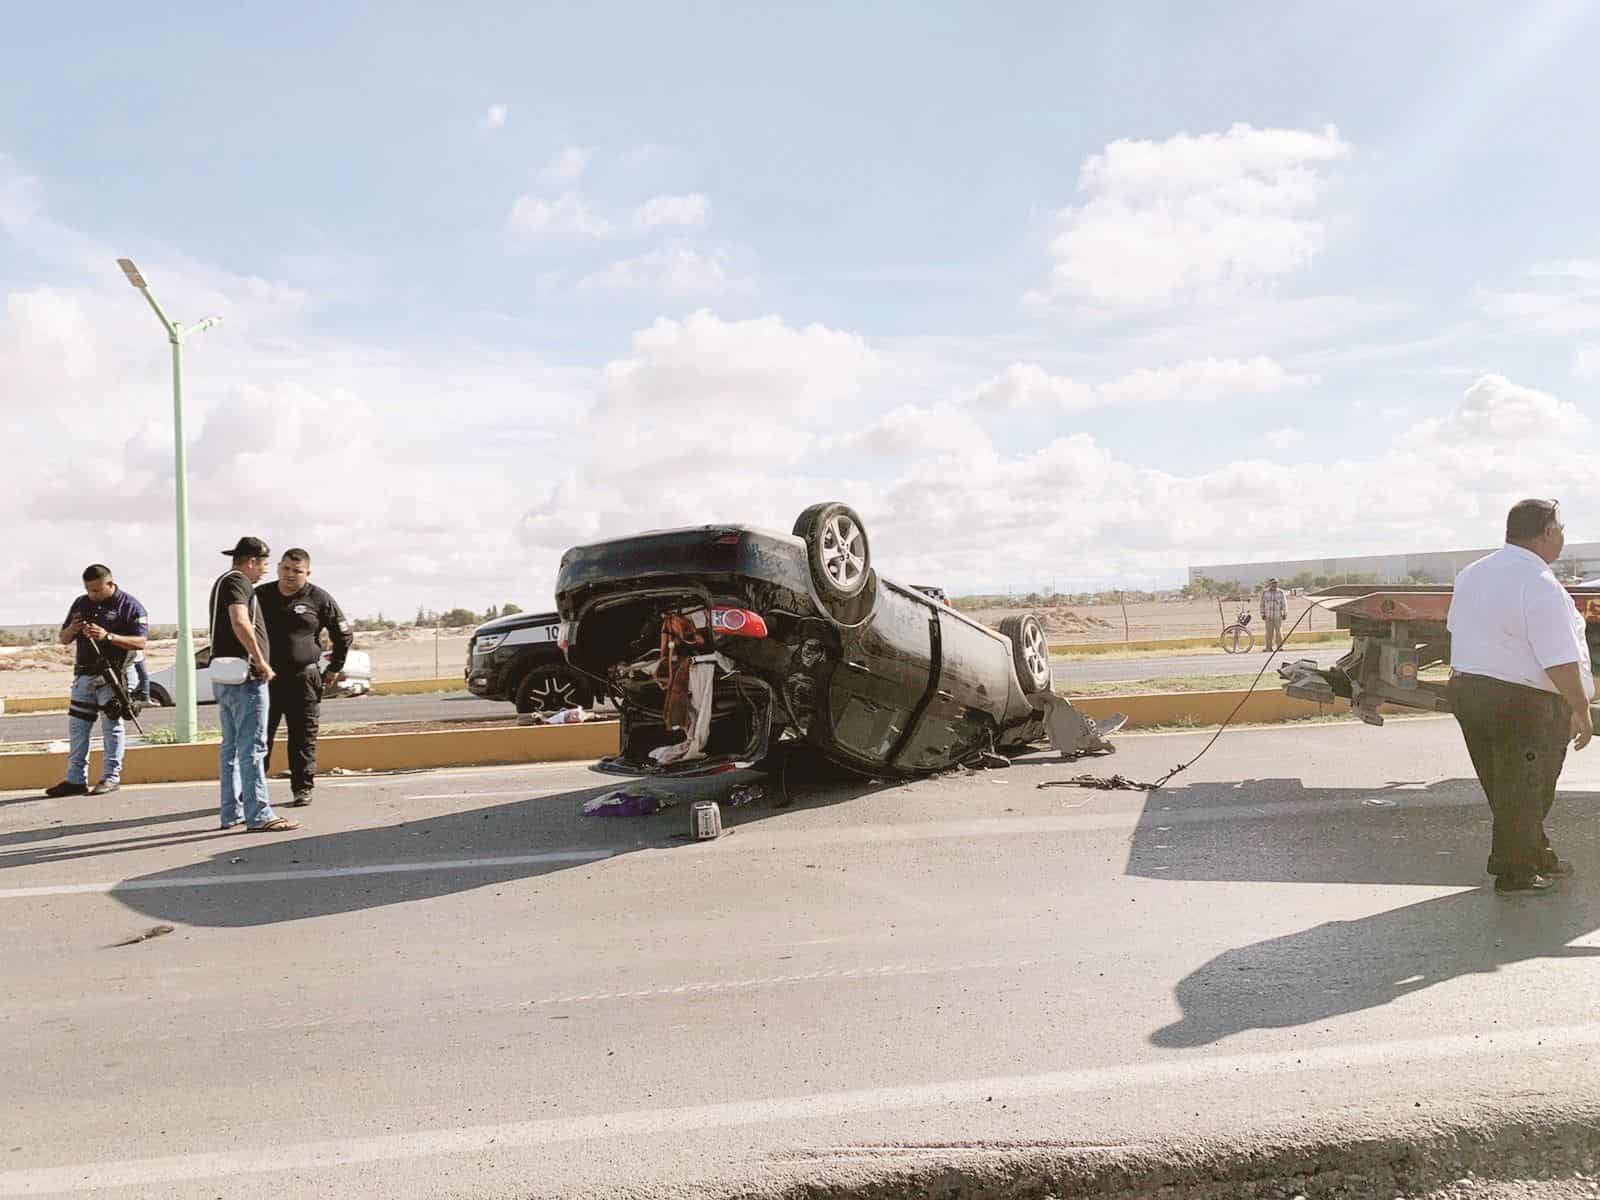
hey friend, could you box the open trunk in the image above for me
[568,591,776,777]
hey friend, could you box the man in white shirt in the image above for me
[1448,499,1594,896]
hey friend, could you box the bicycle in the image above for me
[1219,610,1255,654]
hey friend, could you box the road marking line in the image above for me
[525,957,1040,1006]
[6,1022,1600,1194]
[0,852,613,899]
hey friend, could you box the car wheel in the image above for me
[793,502,871,601]
[514,665,593,715]
[147,684,172,707]
[999,614,1052,694]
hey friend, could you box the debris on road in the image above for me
[1362,796,1399,808]
[110,924,174,948]
[1038,773,1161,792]
[691,800,722,840]
[727,783,764,807]
[518,706,589,726]
[582,788,675,817]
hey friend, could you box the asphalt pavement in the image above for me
[0,648,1350,744]
[6,717,1600,1197]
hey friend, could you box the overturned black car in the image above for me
[555,502,1116,778]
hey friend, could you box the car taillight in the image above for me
[710,607,768,638]
[557,621,570,652]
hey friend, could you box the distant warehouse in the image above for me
[1190,542,1600,590]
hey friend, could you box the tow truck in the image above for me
[1278,583,1600,725]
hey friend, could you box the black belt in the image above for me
[1451,672,1565,702]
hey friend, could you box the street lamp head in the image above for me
[116,258,148,289]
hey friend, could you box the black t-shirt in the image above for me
[209,571,270,662]
[255,581,352,674]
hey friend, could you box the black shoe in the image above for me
[43,780,89,798]
[89,780,121,796]
[1494,873,1558,895]
[289,790,312,807]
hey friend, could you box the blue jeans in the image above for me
[67,674,126,785]
[216,679,274,827]
[132,658,150,702]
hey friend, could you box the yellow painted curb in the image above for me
[1071,687,1383,730]
[0,721,623,792]
[1,696,67,714]
[1048,631,1343,656]
[369,676,464,696]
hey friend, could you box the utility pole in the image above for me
[116,259,221,745]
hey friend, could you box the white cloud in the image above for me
[969,356,1310,413]
[1259,427,1307,452]
[1039,123,1350,309]
[506,191,611,239]
[576,244,747,295]
[632,192,710,231]
[482,104,508,131]
[1575,344,1600,378]
[537,147,592,187]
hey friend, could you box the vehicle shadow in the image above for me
[110,766,890,929]
[1132,777,1600,1047]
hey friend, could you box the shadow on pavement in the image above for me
[111,764,888,929]
[1133,778,1600,1047]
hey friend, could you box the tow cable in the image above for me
[1038,603,1321,794]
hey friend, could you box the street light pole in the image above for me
[117,258,221,745]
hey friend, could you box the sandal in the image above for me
[246,817,301,833]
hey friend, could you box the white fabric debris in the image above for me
[649,653,735,765]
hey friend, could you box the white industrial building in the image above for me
[1189,542,1600,589]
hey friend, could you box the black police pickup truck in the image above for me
[465,610,594,714]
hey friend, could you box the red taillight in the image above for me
[710,607,768,638]
[715,533,742,545]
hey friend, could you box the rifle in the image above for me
[83,633,145,735]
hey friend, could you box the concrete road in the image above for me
[0,649,1350,743]
[5,719,1600,1197]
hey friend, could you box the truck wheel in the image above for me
[793,502,871,602]
[147,684,172,707]
[514,665,593,715]
[999,614,1052,694]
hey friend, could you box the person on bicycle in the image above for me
[1261,578,1287,652]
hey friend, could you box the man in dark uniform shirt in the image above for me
[257,547,352,806]
[45,564,149,797]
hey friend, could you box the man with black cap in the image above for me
[258,547,353,806]
[209,537,298,833]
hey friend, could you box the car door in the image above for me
[893,607,1001,771]
[826,585,935,763]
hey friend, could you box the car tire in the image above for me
[513,664,593,715]
[147,684,172,707]
[793,502,871,602]
[999,614,1052,694]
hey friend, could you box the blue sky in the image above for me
[4,2,1600,622]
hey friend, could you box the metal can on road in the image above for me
[691,800,722,840]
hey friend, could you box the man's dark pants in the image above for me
[1449,673,1570,879]
[266,665,322,796]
